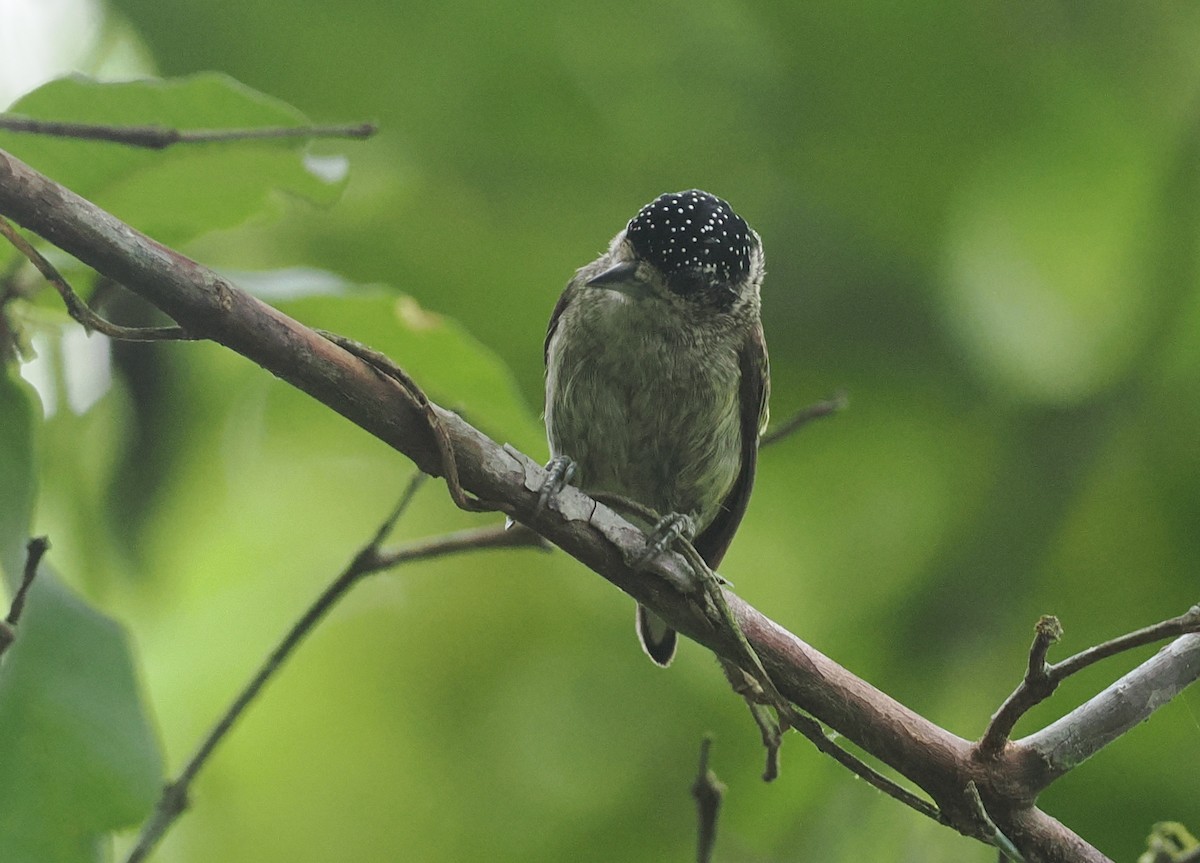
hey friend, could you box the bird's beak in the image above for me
[585,261,639,290]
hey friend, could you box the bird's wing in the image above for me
[543,280,579,365]
[693,318,770,569]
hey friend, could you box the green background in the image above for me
[2,1,1199,861]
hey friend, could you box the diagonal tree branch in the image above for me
[2,144,1193,862]
[0,144,983,827]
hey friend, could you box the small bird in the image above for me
[543,189,770,666]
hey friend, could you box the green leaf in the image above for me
[0,573,164,863]
[280,285,545,455]
[0,74,347,251]
[0,369,37,584]
[0,369,161,863]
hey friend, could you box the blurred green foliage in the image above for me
[1,1,1199,861]
[0,372,161,863]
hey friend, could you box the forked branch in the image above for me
[979,607,1200,761]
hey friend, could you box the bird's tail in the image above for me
[636,604,677,667]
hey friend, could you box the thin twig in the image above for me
[1051,604,1200,679]
[965,781,1025,861]
[373,522,550,568]
[0,115,376,149]
[760,390,848,447]
[782,705,942,823]
[124,478,542,863]
[316,329,499,514]
[719,659,784,781]
[1020,632,1200,788]
[691,736,724,863]
[0,536,50,658]
[0,216,191,341]
[978,607,1200,759]
[751,699,784,781]
[978,616,1063,758]
[677,542,930,813]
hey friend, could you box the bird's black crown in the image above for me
[626,190,753,285]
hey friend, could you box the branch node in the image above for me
[978,615,1065,759]
[1024,614,1062,689]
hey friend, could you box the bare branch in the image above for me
[373,522,549,569]
[780,704,943,825]
[691,736,724,863]
[1052,605,1200,680]
[0,536,50,659]
[1005,809,1114,863]
[979,616,1063,759]
[124,476,541,863]
[0,114,376,149]
[760,390,847,447]
[979,608,1200,761]
[719,647,942,821]
[584,488,935,820]
[1018,632,1200,787]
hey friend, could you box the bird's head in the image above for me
[588,190,764,315]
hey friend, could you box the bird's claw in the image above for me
[534,455,576,516]
[634,512,696,569]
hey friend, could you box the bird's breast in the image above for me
[545,292,744,530]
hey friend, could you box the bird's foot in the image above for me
[634,512,696,569]
[533,455,576,516]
